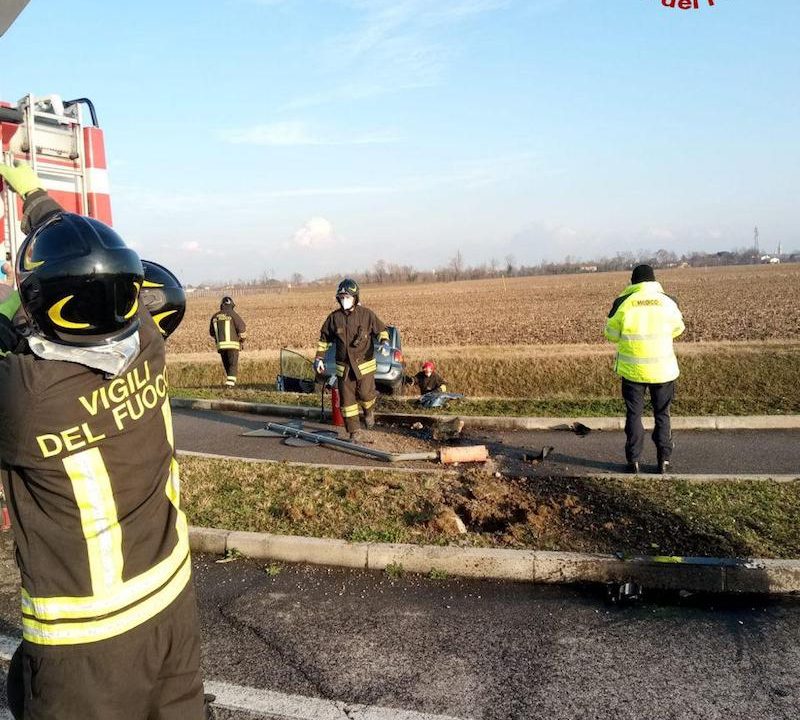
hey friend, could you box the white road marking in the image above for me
[0,634,469,720]
[205,680,471,720]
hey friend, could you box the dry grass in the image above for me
[170,265,800,353]
[168,344,800,414]
[179,456,800,558]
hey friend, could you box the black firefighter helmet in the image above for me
[16,212,144,346]
[140,260,186,338]
[336,278,359,303]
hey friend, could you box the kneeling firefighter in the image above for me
[0,161,208,720]
[314,278,390,440]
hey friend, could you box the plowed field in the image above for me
[169,265,800,355]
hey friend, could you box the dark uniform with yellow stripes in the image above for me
[0,187,205,719]
[209,297,246,387]
[316,303,389,435]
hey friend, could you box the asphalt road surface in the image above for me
[1,546,798,719]
[172,407,800,476]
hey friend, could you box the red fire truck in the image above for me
[1,93,112,271]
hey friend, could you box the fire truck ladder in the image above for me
[3,94,98,268]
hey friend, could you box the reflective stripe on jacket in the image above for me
[315,305,389,380]
[604,281,685,384]
[209,311,246,351]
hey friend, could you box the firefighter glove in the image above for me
[0,161,44,198]
[313,358,325,374]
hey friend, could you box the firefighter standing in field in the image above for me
[0,161,207,719]
[315,278,390,440]
[605,264,685,474]
[209,296,246,387]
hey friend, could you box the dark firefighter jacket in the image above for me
[0,191,190,646]
[316,305,389,380]
[209,308,247,351]
[412,371,447,394]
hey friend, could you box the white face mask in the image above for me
[339,296,355,310]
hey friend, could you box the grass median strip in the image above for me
[180,456,800,559]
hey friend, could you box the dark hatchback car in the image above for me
[276,325,406,396]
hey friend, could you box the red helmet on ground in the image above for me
[422,361,435,373]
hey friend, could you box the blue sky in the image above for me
[2,0,798,283]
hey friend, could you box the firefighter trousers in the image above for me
[339,367,376,433]
[621,378,675,463]
[219,349,239,386]
[6,583,206,720]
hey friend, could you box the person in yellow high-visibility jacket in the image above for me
[605,265,685,474]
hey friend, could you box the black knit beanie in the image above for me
[631,264,656,284]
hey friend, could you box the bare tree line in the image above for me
[197,246,799,290]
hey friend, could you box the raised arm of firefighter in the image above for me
[0,161,62,233]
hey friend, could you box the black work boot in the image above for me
[364,407,376,429]
[626,460,640,474]
[658,459,671,475]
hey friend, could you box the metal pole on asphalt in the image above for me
[265,422,440,463]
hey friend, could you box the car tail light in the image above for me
[393,350,404,363]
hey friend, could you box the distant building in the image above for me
[579,265,598,273]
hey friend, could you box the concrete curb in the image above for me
[170,397,800,431]
[189,527,800,595]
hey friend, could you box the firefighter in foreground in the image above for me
[315,278,390,440]
[605,264,685,474]
[0,161,206,719]
[209,296,246,387]
[407,361,447,394]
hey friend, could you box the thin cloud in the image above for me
[220,121,401,146]
[284,0,512,110]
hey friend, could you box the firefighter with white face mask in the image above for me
[314,278,389,440]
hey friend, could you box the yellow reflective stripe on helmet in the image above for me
[341,404,360,418]
[48,296,91,330]
[62,448,124,595]
[124,283,141,320]
[141,279,164,288]
[358,358,377,375]
[152,309,178,335]
[22,555,191,646]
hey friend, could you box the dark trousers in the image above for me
[7,583,205,720]
[621,378,675,462]
[339,368,377,433]
[219,349,239,384]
